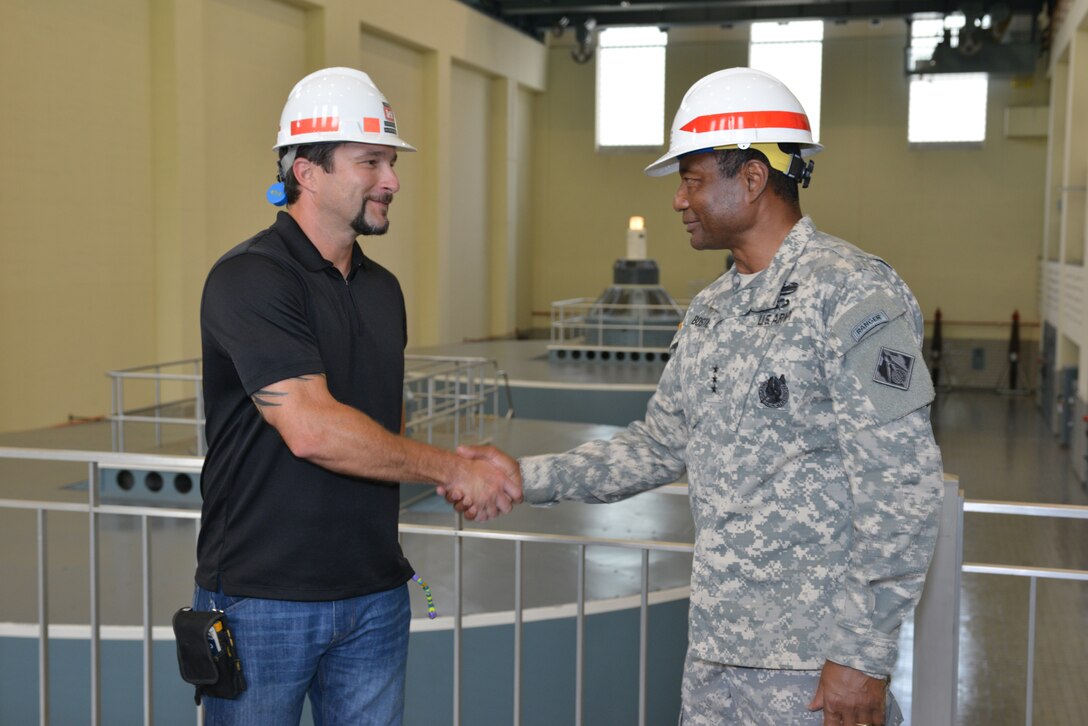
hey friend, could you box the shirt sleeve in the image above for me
[820,263,945,675]
[520,331,690,504]
[202,253,325,395]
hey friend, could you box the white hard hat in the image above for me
[645,67,821,177]
[274,67,416,152]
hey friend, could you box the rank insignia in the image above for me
[758,374,789,408]
[873,347,914,390]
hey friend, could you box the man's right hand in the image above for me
[438,445,523,521]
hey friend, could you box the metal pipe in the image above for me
[194,360,206,457]
[453,517,463,726]
[514,540,523,726]
[639,549,649,726]
[110,375,120,452]
[142,515,153,725]
[964,500,1088,519]
[117,382,126,453]
[576,544,585,726]
[1025,576,1037,726]
[154,367,162,449]
[88,462,100,726]
[37,508,49,726]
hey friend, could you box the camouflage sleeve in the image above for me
[520,339,690,505]
[821,265,944,675]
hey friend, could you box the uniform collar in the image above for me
[273,211,367,275]
[699,216,815,318]
[741,216,814,314]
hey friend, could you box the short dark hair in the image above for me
[714,143,800,205]
[279,143,344,205]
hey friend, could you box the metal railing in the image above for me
[402,355,512,447]
[548,296,688,359]
[107,359,205,455]
[3,445,1087,726]
[0,446,689,726]
[959,500,1088,726]
[107,356,512,457]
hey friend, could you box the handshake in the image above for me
[436,445,523,522]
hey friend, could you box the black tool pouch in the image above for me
[172,607,247,705]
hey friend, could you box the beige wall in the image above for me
[0,0,544,432]
[531,22,1050,341]
[0,0,156,427]
[0,5,1059,433]
[1041,5,1088,402]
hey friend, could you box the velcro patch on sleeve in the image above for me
[852,310,891,342]
[840,317,934,425]
[873,347,916,390]
[831,291,905,353]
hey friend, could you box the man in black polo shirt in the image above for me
[194,67,521,726]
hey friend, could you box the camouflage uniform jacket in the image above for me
[520,217,944,676]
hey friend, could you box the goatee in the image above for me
[352,194,393,236]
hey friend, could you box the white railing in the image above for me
[960,500,1088,726]
[402,355,511,446]
[107,359,205,455]
[0,447,688,726]
[3,445,1086,726]
[107,356,512,457]
[548,296,687,359]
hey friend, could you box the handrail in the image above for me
[105,355,509,456]
[3,444,1087,726]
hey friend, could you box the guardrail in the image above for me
[3,446,1086,726]
[548,296,687,361]
[0,447,688,726]
[959,500,1088,726]
[106,356,512,457]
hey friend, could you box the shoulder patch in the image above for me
[873,347,915,390]
[851,310,890,342]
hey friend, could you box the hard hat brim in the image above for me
[644,142,822,177]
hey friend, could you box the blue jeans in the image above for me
[192,582,411,726]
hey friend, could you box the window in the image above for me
[749,21,823,143]
[596,27,668,148]
[908,15,988,143]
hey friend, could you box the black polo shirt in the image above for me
[196,211,413,601]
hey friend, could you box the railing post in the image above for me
[638,549,649,726]
[453,518,463,726]
[37,509,49,726]
[575,545,585,726]
[513,540,523,726]
[154,366,162,449]
[1025,576,1037,726]
[911,477,962,726]
[109,374,119,452]
[194,360,206,456]
[88,462,101,726]
[142,515,154,725]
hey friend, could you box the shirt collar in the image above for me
[273,211,368,275]
[698,216,814,317]
[741,216,813,314]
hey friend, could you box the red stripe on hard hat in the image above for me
[363,117,381,133]
[290,117,340,135]
[680,111,810,134]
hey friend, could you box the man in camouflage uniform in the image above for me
[457,67,943,725]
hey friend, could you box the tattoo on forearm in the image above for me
[250,375,315,408]
[251,390,287,408]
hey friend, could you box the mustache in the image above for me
[367,193,394,205]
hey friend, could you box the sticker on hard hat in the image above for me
[363,117,381,133]
[382,103,398,135]
[680,110,810,134]
[291,116,340,135]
